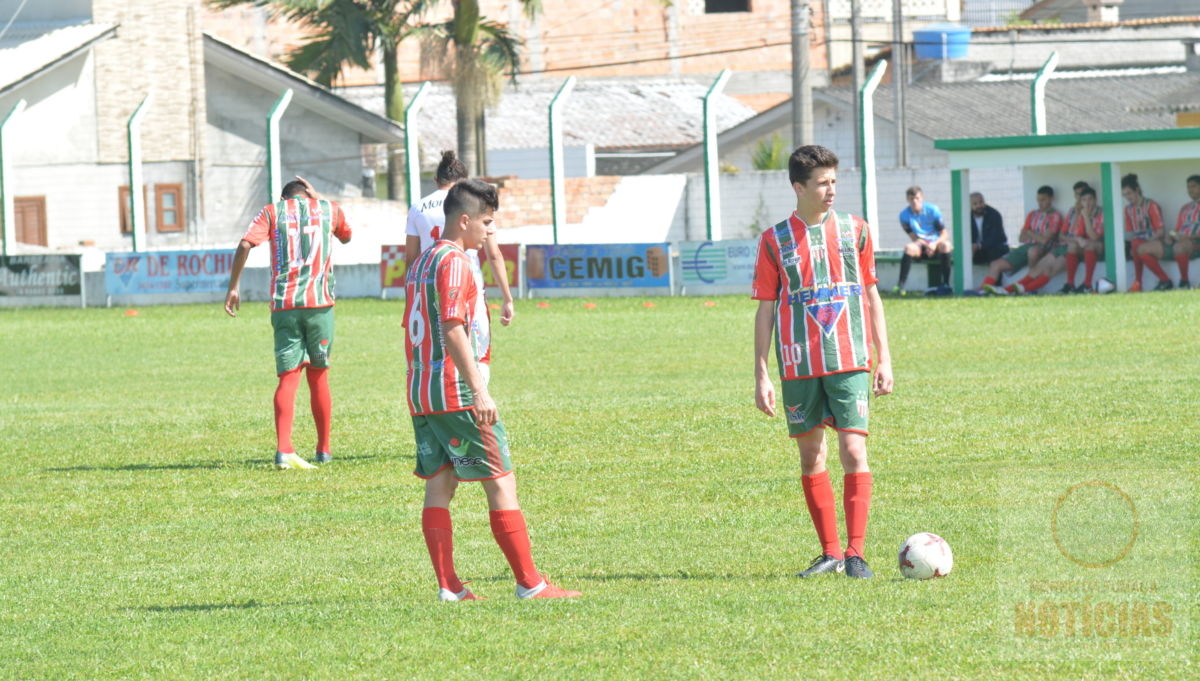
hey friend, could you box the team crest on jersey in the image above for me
[805,301,845,336]
[786,404,806,424]
[447,287,460,301]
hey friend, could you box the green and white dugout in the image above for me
[935,128,1200,293]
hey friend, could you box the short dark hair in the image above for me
[788,145,839,186]
[1080,186,1096,198]
[444,178,499,224]
[1121,173,1140,192]
[1072,181,1091,193]
[280,180,308,199]
[1186,174,1200,186]
[435,150,468,186]
[1037,185,1054,197]
[969,192,984,200]
[905,186,923,200]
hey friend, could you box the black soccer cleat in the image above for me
[315,452,332,464]
[1154,279,1175,291]
[1178,280,1191,290]
[1058,284,1074,295]
[1077,284,1094,294]
[797,555,844,578]
[843,555,874,579]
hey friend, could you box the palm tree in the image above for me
[206,0,414,199]
[407,0,541,176]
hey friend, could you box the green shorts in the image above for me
[271,306,334,375]
[1052,244,1069,257]
[1161,243,1175,260]
[1004,244,1033,270]
[412,410,513,481]
[781,371,871,437]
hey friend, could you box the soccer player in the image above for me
[895,186,951,293]
[405,178,580,601]
[405,150,515,340]
[225,177,352,470]
[1062,186,1105,293]
[1168,174,1200,289]
[981,185,1063,295]
[752,145,894,579]
[1122,173,1168,292]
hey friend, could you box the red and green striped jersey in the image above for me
[1124,198,1164,239]
[404,241,483,416]
[1069,210,1104,238]
[752,211,878,380]
[242,198,351,311]
[1022,209,1064,238]
[1176,200,1200,237]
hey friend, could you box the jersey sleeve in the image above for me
[1051,211,1065,234]
[751,231,781,301]
[930,204,945,232]
[436,252,475,325]
[405,205,420,237]
[1150,201,1164,232]
[332,203,352,242]
[899,209,913,234]
[1022,211,1034,232]
[241,204,273,246]
[857,218,878,288]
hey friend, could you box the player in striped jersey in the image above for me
[981,186,1064,295]
[752,145,894,580]
[225,177,352,470]
[1063,186,1105,293]
[1167,174,1200,288]
[406,179,579,601]
[1121,173,1169,292]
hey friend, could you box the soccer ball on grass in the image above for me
[898,532,953,579]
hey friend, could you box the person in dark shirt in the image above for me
[969,192,1009,266]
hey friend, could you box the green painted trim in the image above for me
[127,95,152,253]
[950,169,966,294]
[1030,51,1058,136]
[859,60,886,228]
[703,69,731,242]
[1100,162,1119,283]
[404,81,431,207]
[266,89,293,204]
[935,127,1200,152]
[548,76,576,246]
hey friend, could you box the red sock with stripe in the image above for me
[1065,253,1079,286]
[1026,274,1050,292]
[273,367,303,452]
[1141,254,1169,281]
[801,471,843,559]
[490,510,541,589]
[843,472,873,559]
[1083,250,1098,286]
[982,276,997,287]
[306,367,331,454]
[422,507,464,592]
[1176,253,1190,282]
[1133,252,1144,285]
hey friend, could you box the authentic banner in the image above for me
[678,239,758,287]
[0,255,82,297]
[105,250,237,295]
[525,243,670,289]
[380,244,520,289]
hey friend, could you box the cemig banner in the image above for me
[526,243,670,289]
[0,255,82,296]
[105,250,236,295]
[380,244,520,289]
[678,239,758,286]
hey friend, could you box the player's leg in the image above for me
[1176,237,1193,287]
[786,379,843,577]
[1129,238,1146,290]
[302,307,335,463]
[982,247,1019,293]
[935,239,953,287]
[897,241,922,291]
[414,414,477,601]
[1064,241,1081,291]
[1082,241,1103,291]
[271,309,314,470]
[1021,252,1063,293]
[824,371,874,578]
[1136,239,1172,289]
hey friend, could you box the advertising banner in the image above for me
[0,254,82,297]
[105,250,237,296]
[678,239,758,287]
[525,243,670,289]
[380,244,521,289]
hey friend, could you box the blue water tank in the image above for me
[913,23,971,60]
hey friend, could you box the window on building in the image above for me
[706,0,749,13]
[118,185,149,235]
[155,184,184,233]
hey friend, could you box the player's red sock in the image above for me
[1141,254,1169,281]
[1026,274,1050,292]
[982,276,997,287]
[306,367,331,454]
[1065,253,1079,286]
[422,507,464,592]
[489,509,541,589]
[801,471,843,559]
[1132,243,1145,285]
[1083,250,1098,286]
[273,367,303,452]
[843,472,872,559]
[1018,275,1035,288]
[1176,253,1190,281]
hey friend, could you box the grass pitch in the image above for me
[1,293,1196,680]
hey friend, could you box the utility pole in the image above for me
[791,0,812,146]
[892,0,908,167]
[850,0,864,166]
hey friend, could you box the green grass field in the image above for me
[1,293,1196,680]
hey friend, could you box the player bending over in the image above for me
[752,145,894,580]
[404,178,580,601]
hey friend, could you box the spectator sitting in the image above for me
[969,192,1009,267]
[981,185,1064,295]
[895,185,951,294]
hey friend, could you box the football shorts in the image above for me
[1004,243,1034,270]
[780,371,871,437]
[412,409,512,481]
[271,306,334,374]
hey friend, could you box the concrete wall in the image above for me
[487,145,594,180]
[0,52,98,166]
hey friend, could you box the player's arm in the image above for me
[864,284,894,397]
[753,300,777,417]
[442,321,498,425]
[295,175,320,200]
[483,234,515,326]
[404,235,422,271]
[333,204,352,244]
[224,239,254,317]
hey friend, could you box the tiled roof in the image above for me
[0,21,117,94]
[337,79,758,165]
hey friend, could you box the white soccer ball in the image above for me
[898,532,954,580]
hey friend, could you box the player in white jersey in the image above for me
[405,151,515,354]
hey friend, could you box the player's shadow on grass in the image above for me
[45,453,382,473]
[134,600,275,613]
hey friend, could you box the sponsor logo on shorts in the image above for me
[856,399,869,419]
[451,456,485,468]
[449,438,461,447]
[786,404,806,424]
